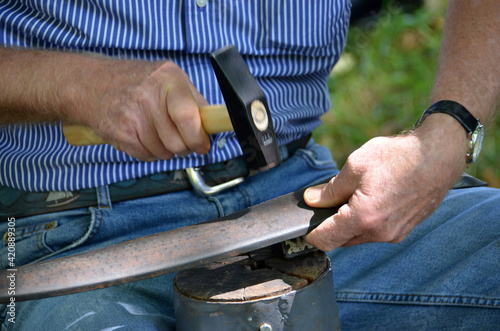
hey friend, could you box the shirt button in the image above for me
[217,138,226,149]
[196,0,207,8]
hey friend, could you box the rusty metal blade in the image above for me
[0,188,337,303]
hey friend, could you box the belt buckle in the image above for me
[186,167,244,195]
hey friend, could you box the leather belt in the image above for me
[1,135,311,219]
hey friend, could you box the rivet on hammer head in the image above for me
[251,100,269,132]
[259,323,272,331]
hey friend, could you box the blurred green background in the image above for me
[313,0,499,188]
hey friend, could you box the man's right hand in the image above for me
[71,59,211,161]
[0,48,211,161]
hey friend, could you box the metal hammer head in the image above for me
[210,45,280,172]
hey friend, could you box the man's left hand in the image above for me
[303,116,467,251]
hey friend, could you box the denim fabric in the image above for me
[1,142,499,330]
[0,142,339,330]
[330,186,500,330]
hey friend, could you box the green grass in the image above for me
[314,2,500,187]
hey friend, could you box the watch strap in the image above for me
[416,100,478,134]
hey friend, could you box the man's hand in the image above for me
[302,1,500,252]
[80,60,211,161]
[0,48,211,161]
[303,135,439,250]
[303,115,467,251]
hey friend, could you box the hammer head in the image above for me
[210,45,280,172]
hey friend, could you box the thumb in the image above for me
[303,172,356,208]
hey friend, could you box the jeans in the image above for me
[1,142,499,330]
[331,186,500,330]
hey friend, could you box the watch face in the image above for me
[470,123,485,163]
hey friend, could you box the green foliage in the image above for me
[314,3,499,187]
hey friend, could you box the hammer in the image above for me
[63,46,313,252]
[63,45,280,175]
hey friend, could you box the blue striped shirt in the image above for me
[0,0,351,192]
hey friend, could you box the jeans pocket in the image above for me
[0,208,96,268]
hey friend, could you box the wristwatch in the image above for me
[416,100,484,164]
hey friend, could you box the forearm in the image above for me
[0,47,154,126]
[0,47,94,124]
[304,1,500,250]
[413,0,500,183]
[431,0,500,123]
[0,46,210,160]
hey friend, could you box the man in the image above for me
[1,1,499,329]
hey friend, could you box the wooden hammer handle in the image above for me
[62,104,233,146]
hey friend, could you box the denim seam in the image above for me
[236,187,251,208]
[336,291,500,308]
[35,232,53,256]
[10,221,57,240]
[28,207,98,264]
[96,185,112,210]
[206,196,225,218]
[86,208,104,242]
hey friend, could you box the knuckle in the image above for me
[159,60,180,73]
[344,154,367,177]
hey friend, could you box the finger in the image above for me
[114,109,178,160]
[188,81,210,108]
[342,226,409,247]
[165,79,210,155]
[303,171,357,209]
[111,136,158,162]
[339,205,418,247]
[340,235,372,247]
[137,125,176,160]
[304,204,360,251]
[96,123,158,162]
[94,105,170,161]
[145,103,191,158]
